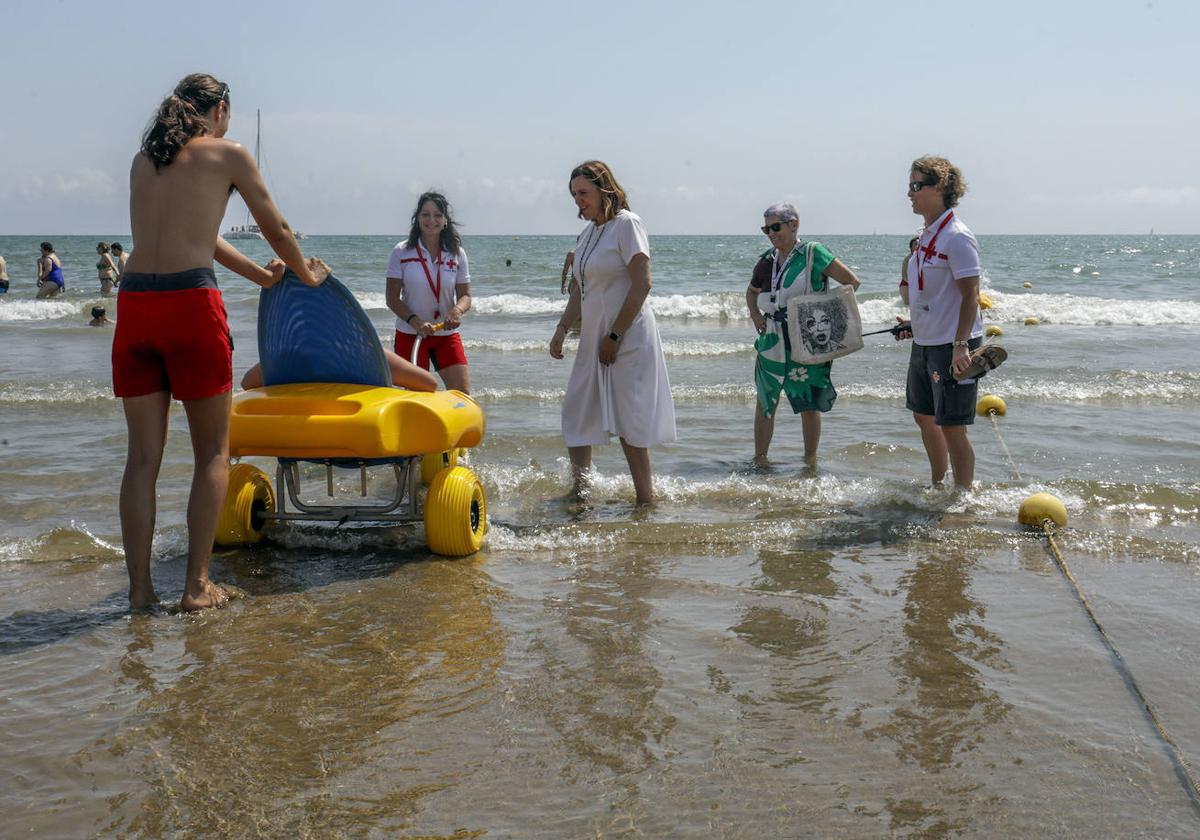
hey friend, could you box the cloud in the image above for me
[1030,186,1200,209]
[17,168,119,202]
[1112,186,1200,206]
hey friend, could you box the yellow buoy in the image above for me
[978,293,994,310]
[985,325,1004,337]
[1024,316,1040,325]
[1019,493,1067,528]
[977,394,1007,417]
[1023,281,1033,288]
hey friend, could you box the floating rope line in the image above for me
[1037,519,1200,815]
[986,411,1023,482]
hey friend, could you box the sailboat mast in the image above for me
[254,109,261,168]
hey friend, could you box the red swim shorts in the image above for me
[113,283,233,400]
[393,330,468,371]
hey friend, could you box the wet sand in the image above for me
[3,524,1199,837]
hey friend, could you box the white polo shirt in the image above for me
[906,209,983,346]
[386,240,471,334]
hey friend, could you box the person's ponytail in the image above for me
[140,74,229,169]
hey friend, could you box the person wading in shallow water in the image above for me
[896,155,985,489]
[116,72,329,611]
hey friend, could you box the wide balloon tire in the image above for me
[424,466,487,556]
[215,463,274,546]
[420,448,461,485]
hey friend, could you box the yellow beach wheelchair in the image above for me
[214,271,486,556]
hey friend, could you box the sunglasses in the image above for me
[221,83,231,104]
[908,179,937,193]
[761,222,790,234]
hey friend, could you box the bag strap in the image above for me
[811,242,834,294]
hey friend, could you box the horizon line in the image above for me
[1,231,1195,239]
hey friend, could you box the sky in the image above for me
[1,0,1197,235]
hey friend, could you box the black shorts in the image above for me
[905,337,983,426]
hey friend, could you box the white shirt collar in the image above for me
[924,208,955,237]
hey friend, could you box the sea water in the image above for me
[1,233,1199,835]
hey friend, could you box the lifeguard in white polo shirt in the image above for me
[899,155,984,489]
[385,191,474,393]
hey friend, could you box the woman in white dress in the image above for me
[549,160,676,505]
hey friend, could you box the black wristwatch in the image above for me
[607,331,622,342]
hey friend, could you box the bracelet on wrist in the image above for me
[406,314,419,325]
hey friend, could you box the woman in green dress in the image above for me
[745,202,861,465]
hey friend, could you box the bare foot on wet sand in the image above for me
[180,581,233,612]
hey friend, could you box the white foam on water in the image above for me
[650,292,745,319]
[994,371,1200,403]
[477,472,1065,554]
[471,294,564,315]
[858,297,912,325]
[356,292,389,310]
[0,299,81,321]
[0,521,123,563]
[662,340,752,357]
[474,386,566,403]
[475,372,1200,406]
[839,371,1200,405]
[0,535,44,562]
[464,337,751,357]
[360,287,1200,328]
[0,381,113,405]
[463,338,548,353]
[484,524,622,551]
[967,290,1200,326]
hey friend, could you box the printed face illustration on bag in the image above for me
[799,302,847,355]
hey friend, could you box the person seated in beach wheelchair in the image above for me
[215,268,487,557]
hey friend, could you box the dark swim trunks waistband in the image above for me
[119,267,219,292]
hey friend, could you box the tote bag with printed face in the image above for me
[786,283,864,365]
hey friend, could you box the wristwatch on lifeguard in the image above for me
[608,331,622,342]
[952,339,969,348]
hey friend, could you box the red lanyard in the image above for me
[414,243,443,318]
[915,211,954,291]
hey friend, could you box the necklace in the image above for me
[575,220,608,300]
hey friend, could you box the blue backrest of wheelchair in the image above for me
[258,269,390,387]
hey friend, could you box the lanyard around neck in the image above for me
[771,244,801,295]
[415,242,443,318]
[915,212,954,292]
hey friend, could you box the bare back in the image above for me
[126,137,254,274]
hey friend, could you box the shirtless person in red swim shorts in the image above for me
[117,73,329,611]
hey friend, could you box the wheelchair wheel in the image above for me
[424,466,486,556]
[215,463,274,546]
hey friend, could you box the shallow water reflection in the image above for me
[86,559,504,836]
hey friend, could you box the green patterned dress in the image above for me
[752,241,839,417]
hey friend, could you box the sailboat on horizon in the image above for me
[224,110,305,241]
